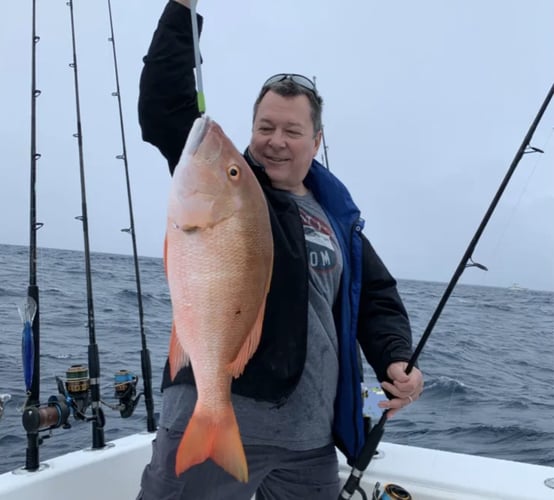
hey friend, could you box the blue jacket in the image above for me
[139,1,413,464]
[305,162,367,460]
[306,161,413,461]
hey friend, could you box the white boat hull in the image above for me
[0,433,553,499]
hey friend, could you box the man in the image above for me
[137,2,424,499]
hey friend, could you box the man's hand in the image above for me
[379,361,424,418]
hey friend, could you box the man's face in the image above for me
[249,91,321,195]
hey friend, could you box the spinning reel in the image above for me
[22,364,141,435]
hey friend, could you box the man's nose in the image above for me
[268,129,286,148]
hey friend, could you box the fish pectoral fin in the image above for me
[175,403,248,483]
[169,322,190,381]
[226,300,267,378]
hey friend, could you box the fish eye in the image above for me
[228,165,240,179]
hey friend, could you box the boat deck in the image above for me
[0,433,553,499]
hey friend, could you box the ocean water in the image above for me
[0,243,553,475]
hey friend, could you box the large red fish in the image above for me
[164,115,273,482]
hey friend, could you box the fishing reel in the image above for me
[19,366,89,436]
[372,482,412,500]
[54,364,142,420]
[55,364,91,420]
[21,395,71,434]
[113,369,141,418]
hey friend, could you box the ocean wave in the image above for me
[117,288,170,303]
[423,375,468,395]
[480,302,513,312]
[442,423,551,445]
[0,433,24,447]
[386,423,554,466]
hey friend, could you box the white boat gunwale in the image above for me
[1,433,553,500]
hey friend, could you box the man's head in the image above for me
[253,74,323,134]
[249,74,323,195]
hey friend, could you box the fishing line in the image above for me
[66,0,105,450]
[475,129,554,288]
[106,0,156,432]
[339,82,554,499]
[190,0,205,114]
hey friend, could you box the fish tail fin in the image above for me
[175,403,248,483]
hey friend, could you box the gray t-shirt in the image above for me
[161,190,343,451]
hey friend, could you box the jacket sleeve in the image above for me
[138,1,203,174]
[356,233,414,383]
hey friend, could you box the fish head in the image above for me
[169,115,260,231]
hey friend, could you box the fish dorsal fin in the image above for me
[226,299,267,379]
[169,322,190,381]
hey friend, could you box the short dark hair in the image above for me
[253,79,323,136]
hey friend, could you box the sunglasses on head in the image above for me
[262,73,317,95]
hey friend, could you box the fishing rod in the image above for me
[66,0,105,450]
[313,75,330,169]
[190,0,205,114]
[18,1,159,461]
[106,0,156,431]
[19,1,93,468]
[21,0,43,471]
[339,82,554,499]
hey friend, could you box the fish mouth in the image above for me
[182,115,212,158]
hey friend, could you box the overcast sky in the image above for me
[1,1,553,291]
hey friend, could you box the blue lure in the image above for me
[18,297,37,393]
